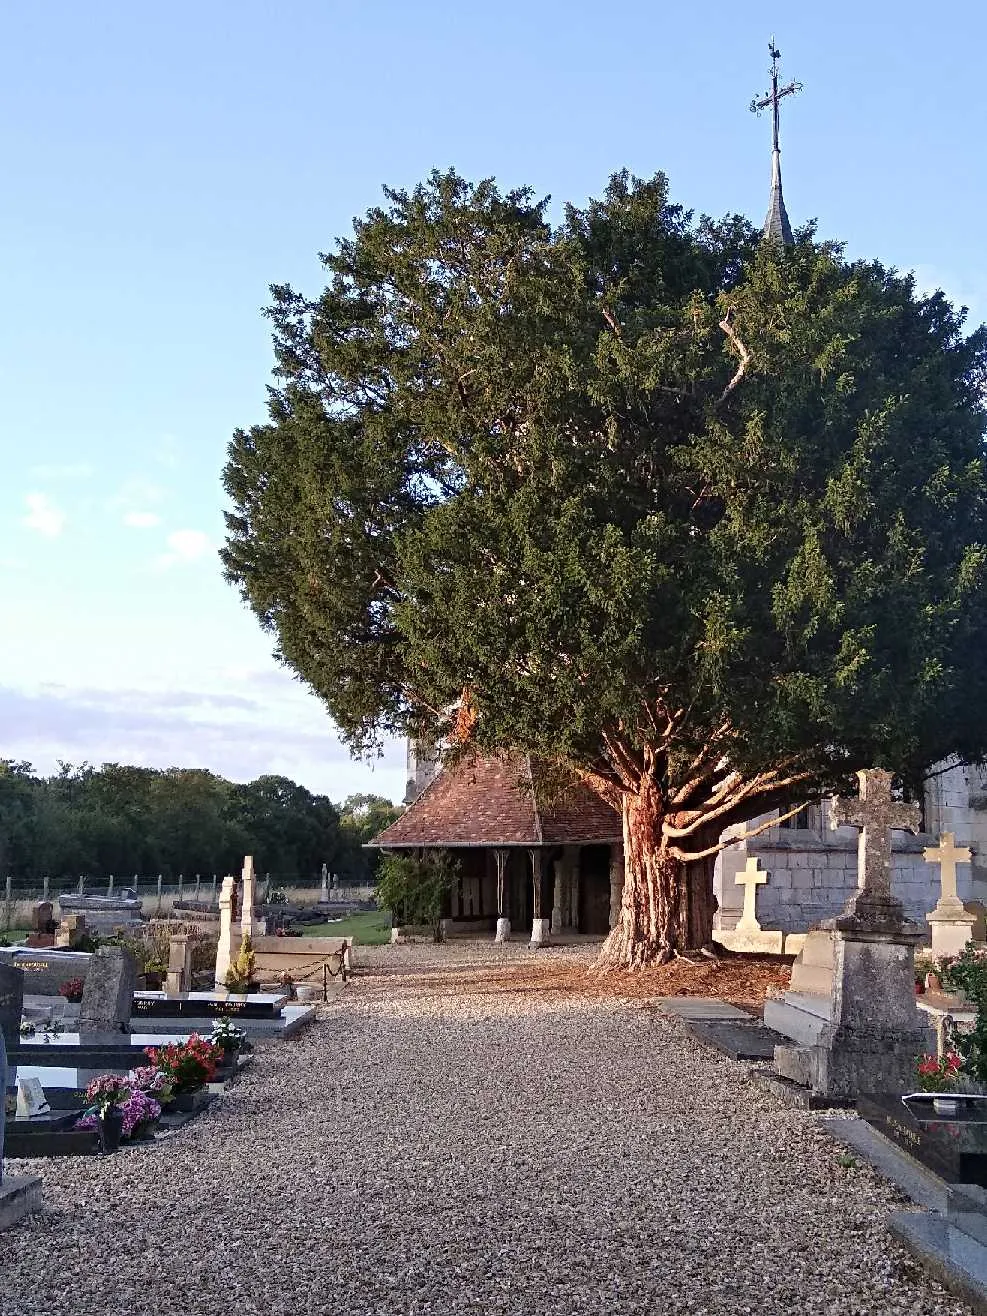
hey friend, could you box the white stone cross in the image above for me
[923,831,972,908]
[735,857,767,932]
[831,768,921,903]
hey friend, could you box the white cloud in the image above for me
[28,462,94,480]
[123,511,162,529]
[22,492,65,537]
[156,528,212,568]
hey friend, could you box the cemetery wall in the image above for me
[716,834,939,933]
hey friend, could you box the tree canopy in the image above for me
[0,761,395,885]
[222,168,987,962]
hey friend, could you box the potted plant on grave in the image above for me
[225,935,257,994]
[276,970,298,1001]
[118,1088,162,1141]
[59,977,85,1005]
[76,1074,133,1152]
[131,1064,174,1108]
[915,1052,965,1114]
[144,1036,220,1111]
[209,1018,247,1073]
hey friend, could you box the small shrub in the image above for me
[375,851,459,934]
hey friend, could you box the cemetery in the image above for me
[7,12,987,1315]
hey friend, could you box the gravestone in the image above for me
[79,946,136,1034]
[165,934,193,996]
[0,962,25,1052]
[25,900,56,948]
[215,874,236,987]
[0,948,92,997]
[55,912,87,949]
[320,863,330,904]
[924,832,976,957]
[714,858,784,954]
[773,769,933,1098]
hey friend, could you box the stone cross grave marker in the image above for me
[320,863,330,903]
[924,831,976,956]
[215,874,236,987]
[0,962,24,1053]
[831,768,921,925]
[735,857,768,933]
[79,947,136,1035]
[924,832,972,907]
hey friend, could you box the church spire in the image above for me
[750,40,802,245]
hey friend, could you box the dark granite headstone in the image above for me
[0,962,24,1053]
[859,1093,987,1187]
[79,947,136,1035]
[132,990,284,1020]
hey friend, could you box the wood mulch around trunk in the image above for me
[380,952,792,1014]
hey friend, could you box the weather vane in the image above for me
[750,38,803,156]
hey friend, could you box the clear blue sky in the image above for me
[1,1,984,804]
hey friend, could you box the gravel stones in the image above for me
[0,941,972,1316]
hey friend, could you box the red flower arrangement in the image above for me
[144,1035,221,1094]
[916,1051,963,1093]
[59,977,85,1003]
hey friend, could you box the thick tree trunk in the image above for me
[597,782,717,968]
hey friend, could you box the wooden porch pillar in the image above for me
[493,848,511,943]
[529,848,550,947]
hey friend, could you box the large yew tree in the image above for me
[222,169,987,966]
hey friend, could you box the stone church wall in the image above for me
[714,761,981,936]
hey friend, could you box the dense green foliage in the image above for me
[0,760,399,884]
[222,165,987,956]
[940,945,987,1085]
[375,850,459,930]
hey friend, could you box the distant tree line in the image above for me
[0,761,401,885]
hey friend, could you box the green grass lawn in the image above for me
[301,910,392,945]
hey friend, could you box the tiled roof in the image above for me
[370,752,621,848]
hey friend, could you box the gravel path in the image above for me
[1,942,972,1316]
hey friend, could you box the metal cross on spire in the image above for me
[750,39,802,245]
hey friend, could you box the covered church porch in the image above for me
[370,752,624,946]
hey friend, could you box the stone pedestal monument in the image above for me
[774,769,934,1098]
[215,874,237,987]
[240,855,262,939]
[165,935,193,996]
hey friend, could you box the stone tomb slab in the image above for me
[10,1030,190,1070]
[858,1093,987,1188]
[653,997,755,1021]
[132,989,288,1020]
[684,1016,791,1061]
[0,1177,43,1231]
[3,1110,100,1159]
